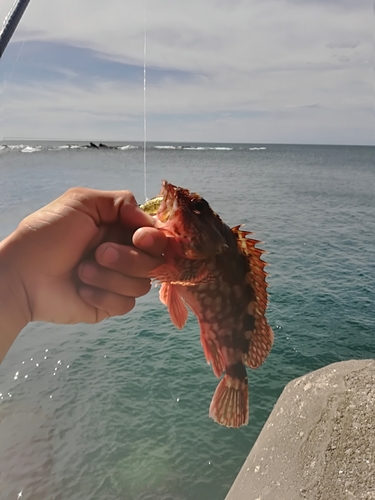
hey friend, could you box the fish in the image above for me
[146,180,274,428]
[140,196,163,216]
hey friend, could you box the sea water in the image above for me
[0,142,374,499]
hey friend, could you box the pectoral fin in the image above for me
[159,282,188,329]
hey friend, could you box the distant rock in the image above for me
[84,142,119,149]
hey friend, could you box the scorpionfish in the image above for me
[148,180,274,428]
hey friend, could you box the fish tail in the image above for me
[209,363,249,428]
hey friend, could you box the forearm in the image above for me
[0,233,31,362]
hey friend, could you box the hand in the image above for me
[78,219,167,322]
[0,187,167,361]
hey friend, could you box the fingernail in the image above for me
[80,263,97,279]
[101,246,119,264]
[137,231,154,248]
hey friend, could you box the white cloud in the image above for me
[1,0,373,144]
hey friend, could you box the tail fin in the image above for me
[209,373,249,428]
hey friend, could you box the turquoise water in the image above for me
[0,142,374,499]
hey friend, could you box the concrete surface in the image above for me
[225,360,375,500]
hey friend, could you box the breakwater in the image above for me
[225,360,375,500]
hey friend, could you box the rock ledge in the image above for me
[225,360,375,500]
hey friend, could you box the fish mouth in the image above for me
[157,180,179,223]
[142,180,228,260]
[139,181,181,222]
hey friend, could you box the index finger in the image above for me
[120,202,155,230]
[59,187,155,229]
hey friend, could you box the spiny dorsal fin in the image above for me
[231,226,274,369]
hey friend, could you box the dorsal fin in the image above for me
[231,226,274,369]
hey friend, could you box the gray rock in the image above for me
[225,360,375,500]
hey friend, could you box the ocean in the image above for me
[0,141,374,500]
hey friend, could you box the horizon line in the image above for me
[2,138,374,147]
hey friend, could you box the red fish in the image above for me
[149,181,274,427]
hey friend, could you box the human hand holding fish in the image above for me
[0,187,167,362]
[0,181,273,429]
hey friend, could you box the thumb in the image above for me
[132,227,168,257]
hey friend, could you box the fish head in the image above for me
[155,180,228,259]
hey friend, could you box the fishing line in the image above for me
[0,0,31,60]
[143,0,148,201]
[0,0,31,140]
[3,24,29,141]
[7,26,28,82]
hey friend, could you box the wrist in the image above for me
[0,232,32,361]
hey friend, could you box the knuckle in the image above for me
[65,186,89,198]
[122,190,137,205]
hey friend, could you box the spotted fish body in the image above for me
[148,181,274,428]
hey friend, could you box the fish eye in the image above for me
[191,198,207,214]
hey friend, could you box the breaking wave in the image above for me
[1,143,267,154]
[154,145,235,151]
[21,146,42,153]
[0,143,140,153]
[118,145,138,150]
[183,146,233,151]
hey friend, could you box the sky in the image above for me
[0,0,374,144]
